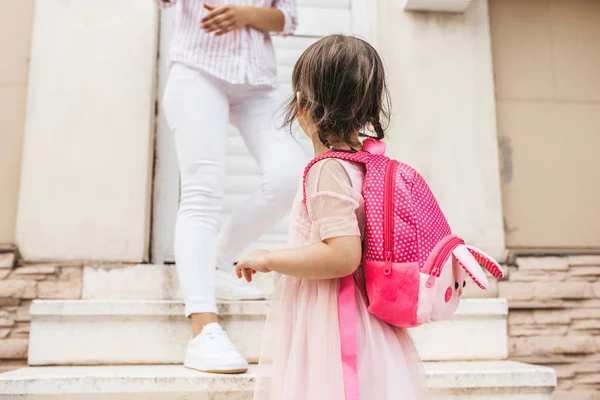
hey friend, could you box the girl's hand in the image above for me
[201,4,251,36]
[236,250,271,282]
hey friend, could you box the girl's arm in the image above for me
[266,235,362,280]
[237,159,363,281]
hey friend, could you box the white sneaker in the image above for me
[215,269,266,301]
[184,323,249,374]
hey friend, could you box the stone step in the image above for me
[0,361,556,400]
[80,263,499,303]
[28,299,508,365]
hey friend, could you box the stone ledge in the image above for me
[0,361,556,399]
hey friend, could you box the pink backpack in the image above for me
[303,138,504,400]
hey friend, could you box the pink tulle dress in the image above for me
[254,159,426,400]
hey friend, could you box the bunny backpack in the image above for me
[302,138,504,400]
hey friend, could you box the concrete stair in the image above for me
[0,362,556,400]
[27,298,508,365]
[0,263,556,399]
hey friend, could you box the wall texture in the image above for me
[500,256,600,400]
[0,0,34,245]
[377,0,506,260]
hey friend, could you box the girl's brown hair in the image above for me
[283,34,391,151]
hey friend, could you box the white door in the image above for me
[152,0,376,263]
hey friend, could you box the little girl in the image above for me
[236,35,425,399]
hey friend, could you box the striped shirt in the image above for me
[157,0,298,86]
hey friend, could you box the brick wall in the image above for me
[499,256,600,400]
[0,252,82,372]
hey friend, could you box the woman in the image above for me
[156,0,304,374]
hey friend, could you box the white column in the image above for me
[377,0,505,259]
[16,0,158,262]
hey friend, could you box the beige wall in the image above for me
[16,0,158,262]
[0,1,34,245]
[377,0,506,259]
[491,0,600,250]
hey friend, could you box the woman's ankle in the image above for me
[190,312,219,337]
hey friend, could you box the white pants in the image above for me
[163,64,306,315]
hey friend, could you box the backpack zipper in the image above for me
[425,235,464,287]
[383,160,399,275]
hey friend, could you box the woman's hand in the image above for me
[236,250,272,282]
[201,4,251,36]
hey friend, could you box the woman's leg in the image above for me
[219,85,307,268]
[163,65,248,373]
[163,64,229,328]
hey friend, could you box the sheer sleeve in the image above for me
[305,159,361,241]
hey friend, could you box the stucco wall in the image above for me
[0,0,34,246]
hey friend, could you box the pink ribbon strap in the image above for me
[339,275,360,400]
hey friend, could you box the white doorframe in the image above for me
[151,8,178,264]
[151,0,377,264]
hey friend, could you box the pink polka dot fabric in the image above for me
[302,151,451,267]
[301,139,504,283]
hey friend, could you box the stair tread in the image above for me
[0,361,556,393]
[30,298,507,317]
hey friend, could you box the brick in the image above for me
[0,339,28,359]
[574,363,600,374]
[569,255,600,267]
[550,363,575,379]
[509,300,565,309]
[534,282,593,300]
[15,302,31,322]
[592,283,600,298]
[14,265,57,275]
[510,336,597,357]
[509,270,567,282]
[0,316,14,328]
[575,374,600,385]
[554,390,600,400]
[517,256,569,271]
[0,253,15,269]
[37,279,81,299]
[0,270,11,280]
[564,299,600,309]
[573,320,600,330]
[510,325,569,336]
[533,309,572,325]
[0,298,21,307]
[59,266,82,281]
[0,280,36,299]
[508,310,533,325]
[569,266,600,277]
[498,281,534,300]
[11,323,29,337]
[0,329,10,339]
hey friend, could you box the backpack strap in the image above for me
[302,137,385,203]
[338,275,360,400]
[301,151,369,203]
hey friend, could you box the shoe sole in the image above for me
[184,364,248,374]
[216,296,266,301]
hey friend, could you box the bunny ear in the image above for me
[465,245,505,279]
[452,244,489,290]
